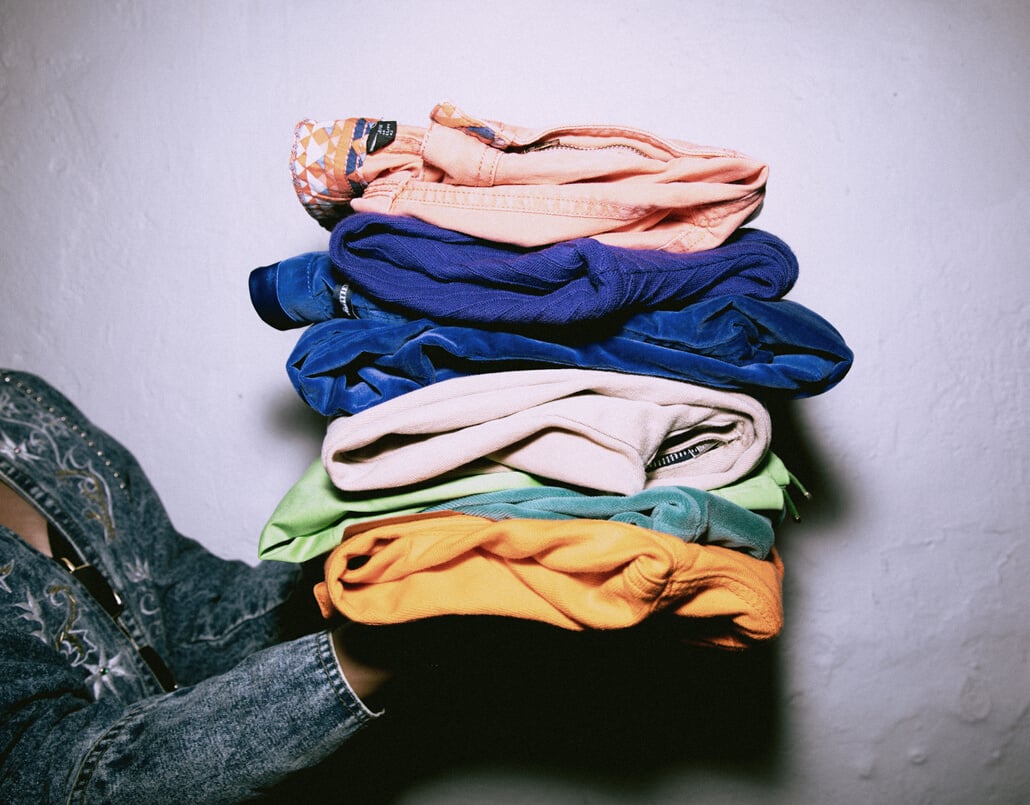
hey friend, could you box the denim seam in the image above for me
[314,630,380,723]
[187,599,291,644]
[69,700,149,803]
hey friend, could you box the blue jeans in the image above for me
[0,371,378,803]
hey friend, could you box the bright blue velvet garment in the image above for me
[284,293,853,416]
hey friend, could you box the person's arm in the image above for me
[0,370,392,802]
[0,622,381,804]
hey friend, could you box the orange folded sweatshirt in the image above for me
[314,511,783,648]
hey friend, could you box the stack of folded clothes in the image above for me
[248,103,853,648]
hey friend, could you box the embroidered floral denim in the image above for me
[0,370,377,804]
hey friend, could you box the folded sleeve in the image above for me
[0,626,378,804]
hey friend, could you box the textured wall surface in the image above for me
[1,1,1028,802]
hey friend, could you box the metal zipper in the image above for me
[645,439,721,472]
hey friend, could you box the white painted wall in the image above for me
[2,1,1027,802]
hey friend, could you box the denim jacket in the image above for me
[0,370,377,804]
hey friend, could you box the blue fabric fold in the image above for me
[254,213,799,329]
[285,293,853,416]
[249,252,341,330]
[327,213,799,325]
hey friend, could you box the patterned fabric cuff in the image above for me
[292,117,379,227]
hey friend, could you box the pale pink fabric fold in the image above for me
[322,369,770,495]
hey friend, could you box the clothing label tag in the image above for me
[366,121,397,154]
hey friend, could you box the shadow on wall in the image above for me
[265,387,330,448]
[766,397,854,530]
[264,400,850,803]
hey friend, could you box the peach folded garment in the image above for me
[322,368,771,495]
[313,512,784,648]
[292,102,768,253]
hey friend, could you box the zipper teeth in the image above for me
[519,138,733,159]
[647,451,690,471]
[336,283,356,318]
[646,440,720,472]
[520,141,651,158]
